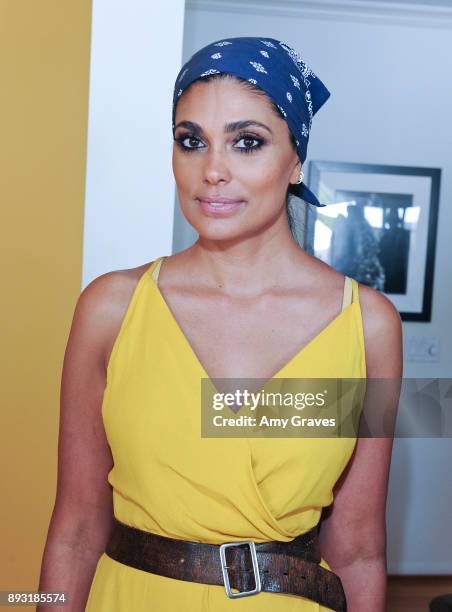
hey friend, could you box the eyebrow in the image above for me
[173,119,273,136]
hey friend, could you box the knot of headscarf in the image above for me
[172,36,330,207]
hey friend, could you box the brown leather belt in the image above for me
[105,517,347,611]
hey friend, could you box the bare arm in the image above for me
[37,269,140,611]
[319,284,403,612]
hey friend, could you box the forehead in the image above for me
[175,77,276,121]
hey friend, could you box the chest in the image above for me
[157,287,343,379]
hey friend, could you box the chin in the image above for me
[189,213,257,241]
[195,222,248,242]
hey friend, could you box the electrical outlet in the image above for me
[405,336,440,362]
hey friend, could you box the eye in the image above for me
[175,134,205,151]
[234,133,264,154]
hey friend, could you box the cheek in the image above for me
[232,144,292,186]
[172,152,191,186]
[240,158,287,190]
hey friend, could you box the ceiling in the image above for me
[187,0,452,30]
[357,0,452,6]
[192,0,452,7]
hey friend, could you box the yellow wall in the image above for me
[0,0,92,589]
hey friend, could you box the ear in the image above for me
[289,159,302,186]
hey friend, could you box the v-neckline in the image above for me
[147,257,355,386]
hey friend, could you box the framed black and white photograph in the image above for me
[305,161,441,321]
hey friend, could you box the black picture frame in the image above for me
[305,161,441,322]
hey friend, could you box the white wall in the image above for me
[82,0,186,287]
[181,0,452,573]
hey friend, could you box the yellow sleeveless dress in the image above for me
[85,256,366,611]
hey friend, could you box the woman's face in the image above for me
[172,76,301,242]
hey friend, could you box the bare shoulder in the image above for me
[356,281,404,378]
[74,261,154,371]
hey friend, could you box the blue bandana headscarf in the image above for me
[172,36,330,207]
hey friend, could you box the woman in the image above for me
[38,37,402,611]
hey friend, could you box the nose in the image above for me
[202,147,232,186]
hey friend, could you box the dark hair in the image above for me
[176,73,305,247]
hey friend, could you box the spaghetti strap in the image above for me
[150,256,165,283]
[341,276,353,312]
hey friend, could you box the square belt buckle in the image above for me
[219,541,262,598]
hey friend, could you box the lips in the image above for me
[197,196,245,217]
[199,195,242,204]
